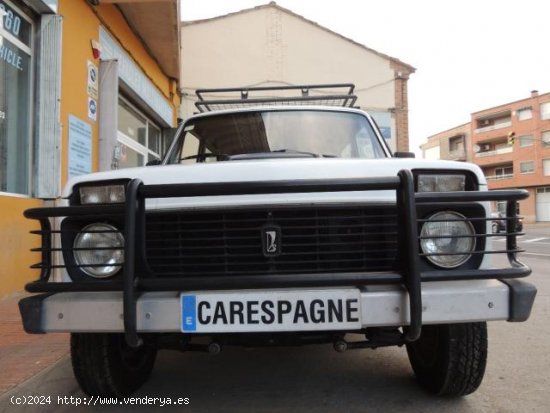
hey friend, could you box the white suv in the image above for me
[20,85,536,397]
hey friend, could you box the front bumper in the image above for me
[19,280,536,334]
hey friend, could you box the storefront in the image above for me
[0,0,33,195]
[0,0,180,297]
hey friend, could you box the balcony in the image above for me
[486,174,513,181]
[475,146,512,158]
[474,120,512,134]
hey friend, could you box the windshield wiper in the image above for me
[225,150,338,161]
[271,149,319,157]
[179,153,228,162]
[272,149,337,158]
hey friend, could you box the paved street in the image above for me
[493,224,550,259]
[1,225,549,412]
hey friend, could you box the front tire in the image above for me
[71,333,157,397]
[406,322,487,396]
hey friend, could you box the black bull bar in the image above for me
[24,170,530,347]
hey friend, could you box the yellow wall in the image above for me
[58,0,179,184]
[0,196,42,298]
[0,0,178,297]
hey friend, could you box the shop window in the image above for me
[0,0,33,195]
[116,97,169,169]
[519,161,535,174]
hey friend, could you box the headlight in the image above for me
[73,223,124,278]
[418,174,465,192]
[79,185,126,204]
[420,211,476,268]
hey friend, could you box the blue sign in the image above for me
[68,115,92,179]
[181,295,197,331]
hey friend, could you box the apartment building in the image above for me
[421,90,550,222]
[421,123,471,162]
[472,90,550,222]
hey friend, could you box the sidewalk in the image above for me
[0,292,69,396]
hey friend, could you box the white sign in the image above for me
[68,115,92,179]
[87,60,98,100]
[88,97,97,122]
[181,289,362,333]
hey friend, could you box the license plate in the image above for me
[180,289,361,333]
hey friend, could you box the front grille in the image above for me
[144,206,399,277]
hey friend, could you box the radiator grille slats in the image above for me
[145,207,398,277]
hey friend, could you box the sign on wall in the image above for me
[68,115,92,179]
[88,97,97,122]
[87,60,98,100]
[369,111,393,141]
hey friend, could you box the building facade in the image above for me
[180,2,415,152]
[420,91,550,223]
[420,123,471,162]
[0,0,180,297]
[471,91,550,222]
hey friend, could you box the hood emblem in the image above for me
[261,225,281,257]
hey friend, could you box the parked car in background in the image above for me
[491,212,523,233]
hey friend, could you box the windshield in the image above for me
[166,110,387,164]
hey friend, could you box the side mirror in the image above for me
[146,159,162,166]
[394,152,415,158]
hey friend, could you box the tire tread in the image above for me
[70,333,156,397]
[407,322,487,397]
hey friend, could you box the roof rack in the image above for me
[194,83,357,112]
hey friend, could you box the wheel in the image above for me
[406,322,487,396]
[71,333,157,397]
[492,222,499,234]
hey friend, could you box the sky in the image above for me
[181,0,550,154]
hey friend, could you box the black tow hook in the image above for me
[333,339,387,352]
[207,342,222,354]
[333,336,405,352]
[333,340,348,352]
[334,339,377,351]
[181,341,222,354]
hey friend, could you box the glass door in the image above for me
[116,96,165,169]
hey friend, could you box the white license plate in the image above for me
[180,289,362,333]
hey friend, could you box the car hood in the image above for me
[63,158,486,208]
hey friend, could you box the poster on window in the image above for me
[68,115,92,179]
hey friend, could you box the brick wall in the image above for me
[390,61,412,152]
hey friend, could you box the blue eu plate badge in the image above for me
[181,295,197,331]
